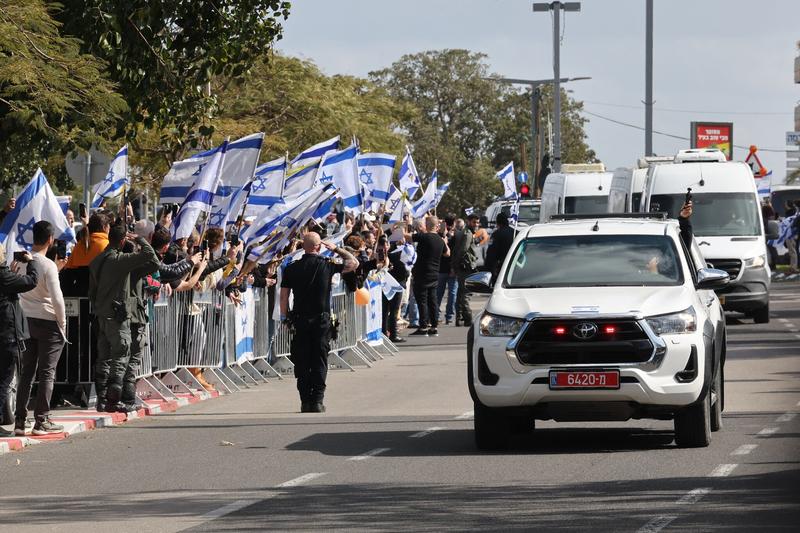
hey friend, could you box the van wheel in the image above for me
[674,390,711,448]
[474,402,510,451]
[753,304,770,324]
[710,365,723,432]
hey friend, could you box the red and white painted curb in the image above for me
[0,390,220,456]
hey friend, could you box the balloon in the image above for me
[355,287,370,306]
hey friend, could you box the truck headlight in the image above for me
[744,255,766,268]
[646,307,697,335]
[479,313,524,337]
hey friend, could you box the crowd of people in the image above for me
[0,193,510,425]
[763,197,800,273]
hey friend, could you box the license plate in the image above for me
[549,370,620,390]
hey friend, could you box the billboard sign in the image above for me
[690,122,733,160]
[786,131,800,145]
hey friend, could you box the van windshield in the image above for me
[504,235,683,288]
[565,195,609,214]
[650,193,761,236]
[501,203,541,224]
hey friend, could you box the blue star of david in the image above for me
[370,312,376,320]
[389,198,401,211]
[251,175,268,193]
[15,218,36,249]
[192,163,207,177]
[359,168,374,186]
[208,208,226,227]
[102,168,115,185]
[320,172,334,184]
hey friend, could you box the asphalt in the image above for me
[0,286,798,532]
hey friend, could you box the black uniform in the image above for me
[411,233,445,329]
[282,254,344,405]
[485,225,515,284]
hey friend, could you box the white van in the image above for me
[483,199,542,232]
[608,156,674,213]
[642,148,771,322]
[539,164,613,222]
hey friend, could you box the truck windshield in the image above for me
[650,193,761,236]
[504,235,683,288]
[565,196,609,214]
[501,203,541,224]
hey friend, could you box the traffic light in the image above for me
[520,183,531,198]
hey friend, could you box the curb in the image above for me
[0,388,223,457]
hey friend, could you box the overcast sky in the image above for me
[277,0,799,183]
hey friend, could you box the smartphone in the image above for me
[54,239,67,259]
[78,203,87,219]
[13,251,30,263]
[685,187,692,206]
[377,247,386,262]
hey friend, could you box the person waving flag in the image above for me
[91,145,128,208]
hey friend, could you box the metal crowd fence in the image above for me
[51,276,399,406]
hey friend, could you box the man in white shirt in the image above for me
[14,221,68,436]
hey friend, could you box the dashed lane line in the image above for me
[409,427,444,438]
[277,472,328,488]
[348,448,391,461]
[455,410,474,420]
[709,464,738,477]
[677,487,711,505]
[776,413,796,423]
[757,427,779,437]
[638,515,679,533]
[731,444,758,456]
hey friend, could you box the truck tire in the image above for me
[710,364,723,432]
[753,304,770,324]
[474,401,510,451]
[674,390,711,448]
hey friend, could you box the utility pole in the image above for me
[645,0,654,156]
[534,1,581,173]
[484,76,590,193]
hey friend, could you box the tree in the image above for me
[370,49,597,212]
[54,0,291,157]
[0,0,126,190]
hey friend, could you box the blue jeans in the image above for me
[436,273,458,323]
[404,289,419,327]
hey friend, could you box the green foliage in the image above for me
[0,0,126,190]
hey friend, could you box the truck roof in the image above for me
[650,161,755,194]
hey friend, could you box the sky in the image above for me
[277,0,799,184]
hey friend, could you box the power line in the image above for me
[582,109,788,152]
[583,100,792,116]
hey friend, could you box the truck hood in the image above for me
[487,285,694,319]
[693,235,765,262]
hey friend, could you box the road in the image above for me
[1,283,798,532]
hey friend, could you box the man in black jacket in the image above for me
[485,212,515,285]
[0,245,37,436]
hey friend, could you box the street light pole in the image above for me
[645,0,654,156]
[534,1,581,173]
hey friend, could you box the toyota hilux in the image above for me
[466,214,729,450]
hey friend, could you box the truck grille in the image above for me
[708,258,742,280]
[515,318,654,365]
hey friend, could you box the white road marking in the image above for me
[778,318,789,323]
[201,499,257,520]
[637,515,678,533]
[677,487,711,505]
[757,427,779,437]
[709,464,738,477]
[348,448,390,461]
[277,472,327,487]
[731,444,758,456]
[776,413,796,423]
[727,345,796,352]
[409,427,443,438]
[789,329,800,333]
[455,410,474,420]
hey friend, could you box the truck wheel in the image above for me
[753,304,770,324]
[474,401,510,451]
[674,390,711,448]
[710,365,723,432]
[509,414,535,434]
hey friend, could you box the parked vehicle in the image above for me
[608,157,674,213]
[539,163,613,222]
[483,199,542,232]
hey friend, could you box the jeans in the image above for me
[413,283,439,329]
[0,344,19,423]
[436,273,458,323]
[15,318,65,422]
[404,286,419,326]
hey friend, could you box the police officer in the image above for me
[89,224,159,412]
[280,232,358,413]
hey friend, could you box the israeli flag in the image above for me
[755,171,772,197]
[357,153,396,208]
[398,147,421,198]
[172,140,228,240]
[379,270,404,300]
[388,198,411,224]
[412,171,438,218]
[246,156,286,214]
[243,184,328,246]
[497,162,517,200]
[207,181,250,229]
[432,181,451,210]
[321,227,350,258]
[56,196,71,215]
[0,169,75,263]
[282,159,321,199]
[159,133,263,204]
[384,185,403,217]
[317,144,362,214]
[91,145,128,208]
[389,242,417,271]
[464,207,475,216]
[290,135,340,169]
[510,200,520,228]
[768,214,799,255]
